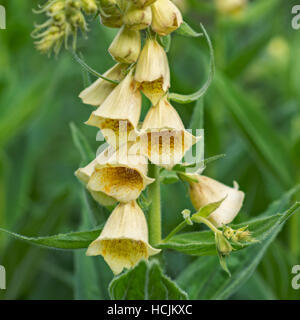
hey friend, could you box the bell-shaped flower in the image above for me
[189,175,245,228]
[86,201,160,275]
[79,63,127,107]
[136,96,198,169]
[85,70,141,148]
[109,26,141,64]
[87,144,154,203]
[151,0,183,36]
[123,3,152,30]
[135,38,170,105]
[75,149,118,207]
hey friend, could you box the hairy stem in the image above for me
[148,164,162,246]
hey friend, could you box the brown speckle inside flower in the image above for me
[90,166,144,202]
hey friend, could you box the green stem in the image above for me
[148,164,162,246]
[191,215,222,235]
[162,221,187,243]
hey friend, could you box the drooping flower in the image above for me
[151,0,183,36]
[136,96,198,169]
[189,175,245,227]
[87,144,154,203]
[108,26,141,64]
[86,201,160,274]
[123,3,152,30]
[85,70,141,148]
[79,63,127,107]
[75,148,118,207]
[134,38,170,105]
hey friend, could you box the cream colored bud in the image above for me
[151,0,183,36]
[135,38,170,105]
[133,0,157,8]
[79,63,127,107]
[136,96,198,169]
[215,0,247,16]
[99,0,123,28]
[87,144,154,203]
[86,201,160,275]
[123,3,152,30]
[189,176,245,228]
[85,70,141,148]
[109,26,141,64]
[48,1,66,15]
[75,152,117,207]
[82,0,98,14]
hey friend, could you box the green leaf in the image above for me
[109,260,188,300]
[211,72,294,189]
[158,200,300,256]
[158,35,171,52]
[192,198,225,219]
[0,226,103,250]
[70,122,94,165]
[176,190,300,300]
[168,24,215,104]
[176,21,202,38]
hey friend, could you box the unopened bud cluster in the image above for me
[32,0,99,55]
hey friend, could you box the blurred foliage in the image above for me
[0,0,299,299]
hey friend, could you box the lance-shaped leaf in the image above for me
[168,24,215,104]
[158,201,300,255]
[176,189,299,300]
[0,226,103,250]
[109,260,188,300]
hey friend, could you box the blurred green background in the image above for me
[0,0,299,299]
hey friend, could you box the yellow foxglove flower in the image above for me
[137,96,198,169]
[86,201,160,275]
[85,70,141,148]
[75,151,117,207]
[151,0,183,36]
[189,175,245,228]
[215,0,247,16]
[79,63,127,107]
[135,38,170,105]
[133,0,157,8]
[87,144,154,203]
[109,26,141,64]
[123,3,152,30]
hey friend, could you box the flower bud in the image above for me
[99,0,123,28]
[109,26,141,64]
[136,96,198,169]
[79,63,127,107]
[123,3,152,30]
[86,201,160,275]
[135,38,170,105]
[82,0,98,14]
[48,1,66,15]
[85,70,141,148]
[87,144,154,203]
[215,232,232,256]
[151,0,183,36]
[189,176,245,228]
